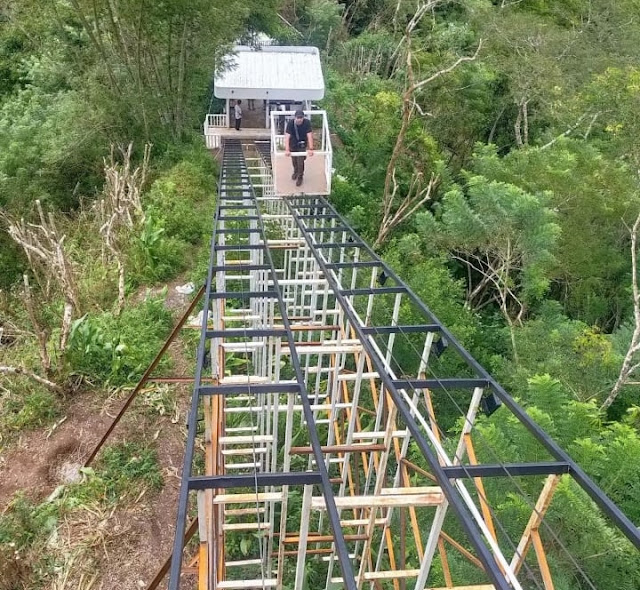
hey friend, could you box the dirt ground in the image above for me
[0,278,200,589]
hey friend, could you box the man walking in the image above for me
[234,100,243,131]
[285,110,314,187]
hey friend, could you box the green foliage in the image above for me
[145,153,217,246]
[471,141,638,327]
[303,0,344,48]
[491,302,620,405]
[2,387,61,432]
[416,169,560,314]
[97,442,164,501]
[66,294,173,386]
[546,478,640,590]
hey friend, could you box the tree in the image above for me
[470,141,638,328]
[416,172,560,359]
[374,0,481,249]
[96,143,150,316]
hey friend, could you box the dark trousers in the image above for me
[235,118,241,131]
[292,148,306,178]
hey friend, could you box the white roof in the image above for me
[214,46,325,101]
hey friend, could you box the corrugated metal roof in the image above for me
[214,46,325,100]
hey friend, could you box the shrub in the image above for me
[66,294,173,386]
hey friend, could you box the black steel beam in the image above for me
[216,227,263,234]
[318,241,366,249]
[442,462,571,479]
[298,214,339,219]
[308,196,640,551]
[286,199,515,590]
[198,383,301,396]
[361,324,440,335]
[209,290,279,300]
[340,287,406,296]
[218,215,260,221]
[305,226,351,233]
[392,378,490,390]
[251,184,359,590]
[326,261,382,269]
[188,471,322,490]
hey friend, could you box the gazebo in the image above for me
[204,45,325,146]
[203,45,332,196]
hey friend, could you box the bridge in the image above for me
[159,124,640,590]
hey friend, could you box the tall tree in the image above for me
[416,173,560,359]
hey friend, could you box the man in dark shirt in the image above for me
[285,110,314,187]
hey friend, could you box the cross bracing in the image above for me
[167,138,640,590]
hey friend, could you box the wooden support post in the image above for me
[510,475,561,576]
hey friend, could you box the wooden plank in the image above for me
[217,579,277,589]
[510,475,560,575]
[224,507,266,516]
[213,492,283,504]
[219,435,273,444]
[331,569,420,583]
[465,433,498,542]
[222,447,267,456]
[531,529,555,590]
[340,518,388,527]
[283,534,369,543]
[223,522,270,531]
[312,487,444,509]
[226,559,264,567]
[198,544,207,590]
[291,443,385,454]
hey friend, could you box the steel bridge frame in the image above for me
[166,137,640,590]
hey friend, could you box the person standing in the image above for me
[285,110,314,187]
[234,100,243,131]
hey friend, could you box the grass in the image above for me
[0,380,62,449]
[0,440,164,589]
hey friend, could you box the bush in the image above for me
[66,294,173,386]
[145,143,217,245]
[128,215,189,283]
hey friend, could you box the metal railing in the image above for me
[269,110,332,196]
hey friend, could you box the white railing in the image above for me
[206,114,227,128]
[270,110,332,196]
[203,113,227,149]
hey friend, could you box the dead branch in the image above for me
[540,111,592,150]
[4,201,79,311]
[0,365,64,394]
[376,31,482,249]
[96,143,151,315]
[23,274,53,375]
[2,202,80,374]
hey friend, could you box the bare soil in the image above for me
[0,280,199,589]
[0,390,115,509]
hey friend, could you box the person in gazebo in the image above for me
[284,110,314,187]
[234,99,243,131]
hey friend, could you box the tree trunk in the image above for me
[603,211,640,410]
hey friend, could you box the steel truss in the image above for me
[168,138,640,590]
